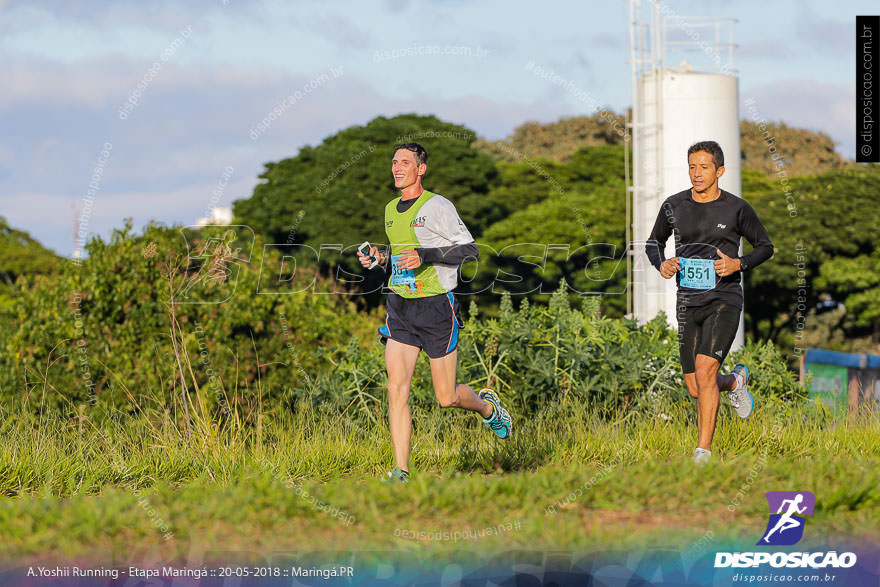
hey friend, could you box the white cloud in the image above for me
[0,54,560,255]
[308,14,371,49]
[794,7,851,57]
[5,177,256,257]
[737,40,795,60]
[2,0,256,31]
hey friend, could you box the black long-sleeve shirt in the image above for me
[646,189,773,308]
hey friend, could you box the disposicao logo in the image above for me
[759,491,815,546]
[714,491,858,570]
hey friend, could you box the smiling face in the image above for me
[391,148,426,191]
[688,150,724,195]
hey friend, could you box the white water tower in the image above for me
[627,1,744,350]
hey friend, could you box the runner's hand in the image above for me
[395,249,421,270]
[357,246,380,268]
[714,249,741,277]
[659,257,680,279]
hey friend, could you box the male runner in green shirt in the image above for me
[357,142,512,483]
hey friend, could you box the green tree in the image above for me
[815,251,880,330]
[473,146,628,315]
[0,216,60,285]
[0,217,61,335]
[1,221,378,415]
[474,112,626,162]
[743,166,880,347]
[233,114,499,248]
[476,114,846,177]
[740,121,845,176]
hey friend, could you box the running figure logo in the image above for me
[758,491,816,546]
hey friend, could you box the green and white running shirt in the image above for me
[384,190,474,298]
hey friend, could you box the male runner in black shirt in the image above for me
[646,140,773,464]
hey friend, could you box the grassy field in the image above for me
[1,397,879,567]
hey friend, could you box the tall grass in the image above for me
[2,397,879,561]
[2,396,878,498]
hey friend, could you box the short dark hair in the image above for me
[392,142,428,166]
[687,141,724,168]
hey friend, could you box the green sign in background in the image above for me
[806,362,848,413]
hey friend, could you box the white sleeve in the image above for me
[424,196,474,245]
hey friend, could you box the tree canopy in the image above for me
[5,112,876,358]
[0,216,60,286]
[233,114,499,247]
[231,113,879,352]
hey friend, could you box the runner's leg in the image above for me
[429,349,492,418]
[386,338,421,472]
[695,353,722,450]
[717,372,736,391]
[679,303,738,397]
[679,305,700,399]
[684,373,699,398]
[687,372,735,396]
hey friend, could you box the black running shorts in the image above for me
[678,301,740,373]
[378,292,463,359]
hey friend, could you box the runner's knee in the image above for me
[435,383,460,407]
[388,381,410,401]
[695,368,718,391]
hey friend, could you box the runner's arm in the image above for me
[737,203,774,271]
[416,243,479,266]
[646,205,672,271]
[417,196,477,266]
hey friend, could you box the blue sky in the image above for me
[0,0,872,255]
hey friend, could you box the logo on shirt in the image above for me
[386,220,393,228]
[410,216,426,228]
[716,223,727,229]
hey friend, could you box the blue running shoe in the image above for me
[729,364,753,418]
[383,466,409,483]
[479,389,512,439]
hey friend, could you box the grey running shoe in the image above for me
[693,447,711,465]
[728,363,753,419]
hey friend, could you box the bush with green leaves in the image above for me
[1,220,805,429]
[309,283,806,422]
[1,221,378,421]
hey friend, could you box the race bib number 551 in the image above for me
[679,258,716,290]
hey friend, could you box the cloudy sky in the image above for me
[0,0,872,255]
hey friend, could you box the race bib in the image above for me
[390,254,416,286]
[679,258,716,290]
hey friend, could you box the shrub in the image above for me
[312,283,806,421]
[1,223,805,427]
[1,221,377,421]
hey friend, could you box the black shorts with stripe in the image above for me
[678,300,740,373]
[378,292,463,358]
